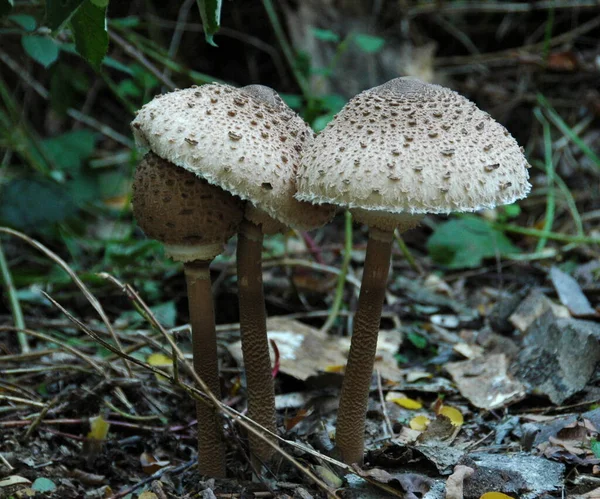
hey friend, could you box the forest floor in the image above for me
[1,1,600,498]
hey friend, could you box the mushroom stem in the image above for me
[236,220,277,466]
[184,260,227,477]
[334,227,394,465]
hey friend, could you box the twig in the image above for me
[108,30,177,91]
[537,93,600,169]
[0,50,134,148]
[163,0,196,85]
[261,0,311,100]
[0,453,13,470]
[108,459,196,499]
[408,0,600,17]
[320,211,353,334]
[263,258,362,289]
[24,397,59,440]
[0,326,106,375]
[103,399,162,421]
[496,224,600,245]
[0,227,132,376]
[0,241,28,352]
[434,15,600,67]
[96,273,339,498]
[0,394,45,408]
[376,370,394,439]
[297,230,326,264]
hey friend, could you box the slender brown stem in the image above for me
[184,260,226,477]
[237,220,277,467]
[334,228,394,465]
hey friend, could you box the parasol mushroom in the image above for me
[296,77,531,465]
[131,152,244,477]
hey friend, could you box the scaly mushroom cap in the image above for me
[131,83,335,234]
[132,153,244,262]
[296,77,531,218]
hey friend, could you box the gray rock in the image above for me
[462,453,565,499]
[513,311,600,404]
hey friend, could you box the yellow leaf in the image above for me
[391,397,423,410]
[87,415,110,441]
[324,365,345,373]
[409,415,430,431]
[147,353,173,382]
[480,493,515,499]
[439,405,464,426]
[147,353,172,367]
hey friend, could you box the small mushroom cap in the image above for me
[132,153,244,262]
[296,77,531,217]
[132,83,335,232]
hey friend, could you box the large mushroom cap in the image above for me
[132,83,334,232]
[132,153,244,262]
[296,77,531,216]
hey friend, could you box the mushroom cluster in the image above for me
[131,83,333,475]
[131,77,530,476]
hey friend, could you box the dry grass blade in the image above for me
[41,292,171,380]
[97,272,340,498]
[0,325,106,375]
[0,227,132,376]
[99,273,410,498]
[0,241,28,352]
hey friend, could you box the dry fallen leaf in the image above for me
[446,465,474,499]
[417,414,459,443]
[140,452,170,475]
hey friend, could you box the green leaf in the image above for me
[321,94,346,113]
[50,63,90,115]
[32,478,57,493]
[0,0,14,17]
[70,0,108,70]
[21,35,59,68]
[312,114,333,132]
[45,0,85,30]
[0,178,77,230]
[196,0,222,46]
[279,93,303,110]
[353,33,385,53]
[90,0,109,6]
[591,439,600,459]
[151,301,177,328]
[407,331,428,350]
[9,14,36,31]
[116,79,141,99]
[426,216,520,269]
[103,56,134,75]
[41,130,97,172]
[68,173,99,206]
[110,16,139,28]
[311,27,340,43]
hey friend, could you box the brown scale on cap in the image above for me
[296,77,531,223]
[132,153,244,261]
[132,83,334,234]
